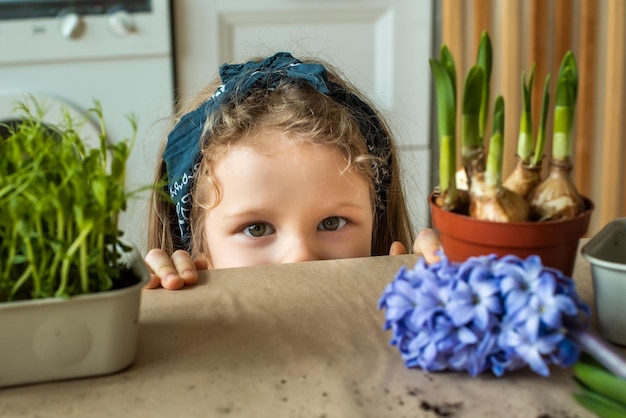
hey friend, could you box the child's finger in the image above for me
[144,274,163,289]
[389,241,408,256]
[412,228,442,263]
[171,249,199,286]
[144,248,187,290]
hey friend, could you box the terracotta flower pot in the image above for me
[429,193,594,276]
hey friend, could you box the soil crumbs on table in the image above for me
[419,400,463,417]
[536,412,586,418]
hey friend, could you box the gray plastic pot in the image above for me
[0,244,150,388]
[582,218,626,346]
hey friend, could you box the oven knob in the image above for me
[59,13,86,39]
[108,10,137,36]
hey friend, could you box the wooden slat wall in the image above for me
[575,0,598,196]
[600,0,626,224]
[529,0,550,140]
[472,0,491,49]
[499,1,522,177]
[440,0,626,234]
[441,0,466,168]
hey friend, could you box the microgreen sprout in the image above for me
[0,98,138,301]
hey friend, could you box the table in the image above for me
[1,252,598,417]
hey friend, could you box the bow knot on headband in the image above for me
[163,52,391,251]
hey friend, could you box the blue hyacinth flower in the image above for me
[378,253,591,377]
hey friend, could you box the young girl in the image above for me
[144,52,440,289]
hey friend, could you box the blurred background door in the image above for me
[172,0,435,233]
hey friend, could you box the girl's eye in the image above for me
[318,216,348,231]
[243,223,275,238]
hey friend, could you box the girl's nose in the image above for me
[280,235,321,264]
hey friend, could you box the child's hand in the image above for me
[389,228,441,264]
[143,249,206,290]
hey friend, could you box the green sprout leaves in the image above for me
[532,74,552,167]
[462,65,486,170]
[517,65,536,163]
[553,51,579,161]
[476,31,493,142]
[0,99,136,301]
[485,96,505,189]
[430,46,459,210]
[430,46,457,139]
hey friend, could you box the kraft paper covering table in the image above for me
[2,250,601,418]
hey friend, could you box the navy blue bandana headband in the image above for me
[163,52,392,251]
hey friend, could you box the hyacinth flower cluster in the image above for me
[378,253,591,377]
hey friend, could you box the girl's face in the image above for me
[201,131,374,269]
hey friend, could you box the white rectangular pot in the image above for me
[0,246,149,388]
[582,217,626,346]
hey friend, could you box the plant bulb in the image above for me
[470,173,529,222]
[503,156,542,199]
[528,159,584,221]
[469,96,529,223]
